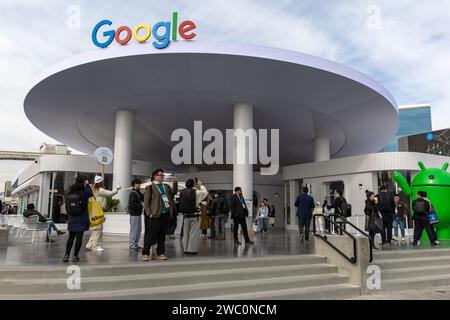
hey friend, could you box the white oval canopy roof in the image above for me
[24,41,398,168]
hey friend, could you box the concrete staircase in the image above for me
[374,247,450,292]
[0,254,361,300]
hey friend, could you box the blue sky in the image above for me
[0,0,450,186]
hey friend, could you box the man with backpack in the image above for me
[376,185,396,247]
[331,190,351,235]
[412,191,438,246]
[211,192,228,240]
[179,178,208,255]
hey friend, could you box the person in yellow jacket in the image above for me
[86,175,121,252]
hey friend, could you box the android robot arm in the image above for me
[393,172,411,196]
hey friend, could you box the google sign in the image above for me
[92,12,196,49]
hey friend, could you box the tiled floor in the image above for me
[1,228,449,267]
[0,229,315,266]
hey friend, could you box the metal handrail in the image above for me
[313,214,373,264]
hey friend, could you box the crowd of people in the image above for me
[34,168,275,263]
[364,186,439,250]
[11,172,443,263]
[294,184,440,250]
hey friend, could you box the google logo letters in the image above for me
[92,12,196,49]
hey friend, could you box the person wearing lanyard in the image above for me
[141,168,178,261]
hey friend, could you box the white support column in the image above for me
[233,102,254,228]
[313,137,331,162]
[113,109,134,212]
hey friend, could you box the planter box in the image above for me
[103,212,184,236]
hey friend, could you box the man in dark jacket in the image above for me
[128,178,144,251]
[376,185,396,246]
[295,187,315,241]
[211,192,228,240]
[230,187,254,245]
[295,187,315,242]
[412,191,437,246]
[23,203,65,243]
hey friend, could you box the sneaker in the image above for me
[85,244,94,250]
[431,242,438,247]
[435,240,440,245]
[141,255,150,261]
[412,241,418,246]
[72,256,80,263]
[401,237,406,242]
[46,238,55,243]
[392,237,398,241]
[158,255,168,260]
[246,241,255,245]
[95,247,104,252]
[234,240,242,245]
[62,254,69,263]
[56,230,65,236]
[129,246,139,251]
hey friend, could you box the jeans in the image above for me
[129,215,142,247]
[47,219,57,238]
[298,217,312,240]
[393,217,406,238]
[215,214,227,239]
[182,216,200,253]
[259,218,268,232]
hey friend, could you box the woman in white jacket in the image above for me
[86,175,121,252]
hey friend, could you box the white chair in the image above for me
[0,214,6,226]
[14,215,28,240]
[22,216,49,244]
[7,215,19,237]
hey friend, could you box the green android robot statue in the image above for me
[393,161,450,240]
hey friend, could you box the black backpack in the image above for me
[179,188,197,215]
[377,193,392,212]
[339,198,352,217]
[65,191,84,215]
[215,198,225,215]
[413,200,427,216]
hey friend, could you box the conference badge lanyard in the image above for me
[240,196,246,209]
[156,184,170,209]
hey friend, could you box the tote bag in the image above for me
[368,215,383,234]
[88,197,106,227]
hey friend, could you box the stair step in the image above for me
[381,274,450,292]
[375,256,450,269]
[197,284,361,300]
[381,265,450,280]
[374,248,450,260]
[0,263,337,294]
[0,273,349,300]
[0,254,326,280]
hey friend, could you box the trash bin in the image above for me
[0,227,9,246]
